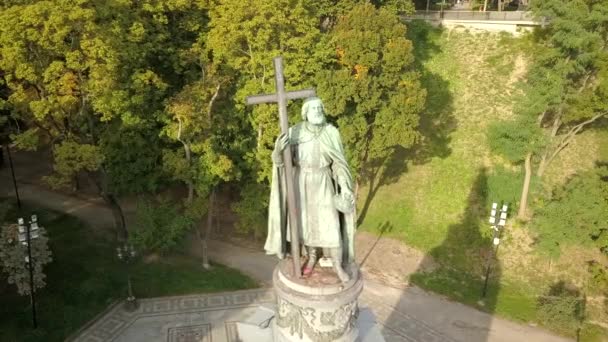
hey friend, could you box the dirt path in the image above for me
[0,152,571,342]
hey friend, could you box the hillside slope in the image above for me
[357,22,607,340]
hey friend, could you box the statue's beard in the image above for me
[307,115,326,126]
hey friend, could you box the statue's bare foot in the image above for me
[303,266,314,276]
[303,255,316,276]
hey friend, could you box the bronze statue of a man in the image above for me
[264,97,356,283]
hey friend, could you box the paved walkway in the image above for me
[0,153,571,342]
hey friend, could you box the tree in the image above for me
[0,221,53,296]
[207,0,331,181]
[532,165,608,260]
[529,0,608,178]
[316,3,425,198]
[0,1,206,239]
[100,125,164,196]
[131,198,194,255]
[488,117,545,219]
[206,0,332,236]
[314,0,416,31]
[162,65,237,269]
[488,0,608,219]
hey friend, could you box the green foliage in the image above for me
[9,128,39,151]
[131,198,194,255]
[101,126,163,195]
[536,281,585,337]
[206,0,328,183]
[0,222,53,296]
[317,2,425,179]
[43,141,104,189]
[521,0,608,171]
[161,67,239,205]
[532,166,608,259]
[486,166,527,210]
[488,118,546,163]
[232,182,269,238]
[586,261,608,295]
[371,0,415,14]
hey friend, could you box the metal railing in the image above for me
[404,10,536,22]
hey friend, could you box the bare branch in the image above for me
[207,84,221,120]
[547,111,607,164]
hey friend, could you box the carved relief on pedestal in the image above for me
[276,297,358,342]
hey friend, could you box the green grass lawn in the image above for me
[0,201,257,342]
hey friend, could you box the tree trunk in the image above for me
[103,193,128,241]
[257,126,263,151]
[536,151,549,178]
[87,171,128,240]
[201,187,215,270]
[483,0,488,11]
[183,143,194,204]
[176,118,194,204]
[518,153,533,220]
[537,115,561,178]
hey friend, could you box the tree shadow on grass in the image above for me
[357,21,455,226]
[406,20,456,165]
[537,280,586,341]
[380,168,500,341]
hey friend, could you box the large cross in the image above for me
[246,56,315,278]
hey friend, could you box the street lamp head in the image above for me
[129,245,136,258]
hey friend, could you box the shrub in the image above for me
[486,165,528,210]
[532,167,608,259]
[537,281,585,337]
[232,182,268,239]
[131,198,194,255]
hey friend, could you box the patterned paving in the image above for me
[72,289,454,342]
[72,289,275,342]
[167,324,211,342]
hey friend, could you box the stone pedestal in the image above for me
[272,259,363,342]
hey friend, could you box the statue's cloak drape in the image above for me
[264,123,356,263]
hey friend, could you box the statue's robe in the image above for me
[265,122,356,263]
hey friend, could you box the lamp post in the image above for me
[6,144,21,209]
[116,243,138,311]
[17,215,41,328]
[481,202,508,298]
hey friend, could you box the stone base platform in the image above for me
[273,258,364,341]
[70,289,386,342]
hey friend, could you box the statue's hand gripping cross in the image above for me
[246,56,315,278]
